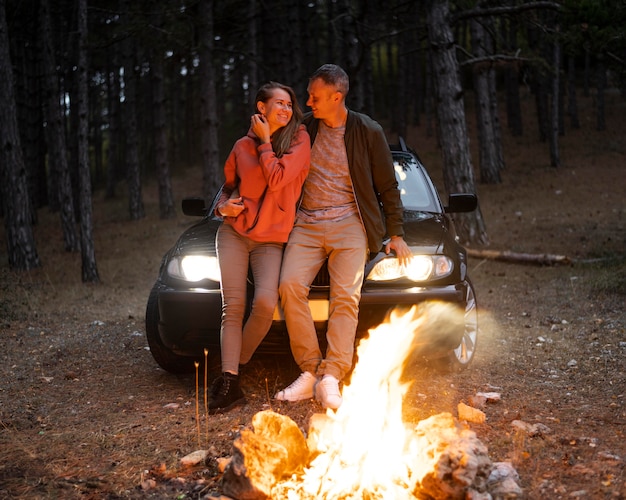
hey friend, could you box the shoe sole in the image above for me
[274,391,313,402]
[315,385,342,410]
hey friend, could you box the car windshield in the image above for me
[392,153,439,212]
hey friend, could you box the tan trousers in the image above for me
[216,223,284,373]
[279,214,367,380]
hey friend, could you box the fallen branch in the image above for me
[466,248,572,266]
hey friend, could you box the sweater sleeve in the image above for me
[214,146,239,215]
[257,126,311,191]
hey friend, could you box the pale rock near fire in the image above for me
[458,402,487,423]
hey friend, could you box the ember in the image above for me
[221,303,522,499]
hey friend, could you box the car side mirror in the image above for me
[182,197,207,217]
[445,193,477,213]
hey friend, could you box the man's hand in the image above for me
[385,235,412,266]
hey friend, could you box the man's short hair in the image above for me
[310,64,349,96]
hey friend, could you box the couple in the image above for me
[210,64,411,414]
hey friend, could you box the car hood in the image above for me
[401,211,450,250]
[171,218,220,256]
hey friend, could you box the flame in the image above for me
[275,302,463,499]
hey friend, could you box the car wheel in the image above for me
[145,282,196,374]
[446,280,478,371]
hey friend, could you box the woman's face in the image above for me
[258,88,293,133]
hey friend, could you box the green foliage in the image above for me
[561,0,626,57]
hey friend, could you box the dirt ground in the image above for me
[1,91,625,499]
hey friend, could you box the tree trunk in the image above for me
[596,57,606,131]
[76,0,99,282]
[0,1,40,270]
[11,3,46,215]
[426,0,488,246]
[91,83,103,187]
[503,12,523,136]
[247,0,258,105]
[122,1,144,220]
[527,22,549,143]
[583,44,590,97]
[151,46,175,219]
[105,49,121,199]
[396,22,409,139]
[40,0,80,252]
[566,54,580,129]
[470,16,501,184]
[549,28,560,168]
[198,0,221,199]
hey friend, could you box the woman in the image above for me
[209,82,310,413]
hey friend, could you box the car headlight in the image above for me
[166,255,221,282]
[367,254,453,282]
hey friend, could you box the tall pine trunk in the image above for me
[105,51,121,199]
[566,55,580,129]
[199,0,220,199]
[470,16,502,184]
[426,0,488,246]
[502,2,523,137]
[11,2,46,215]
[122,2,144,220]
[151,48,175,219]
[40,0,80,252]
[549,27,561,168]
[596,57,607,131]
[76,0,99,282]
[0,1,40,270]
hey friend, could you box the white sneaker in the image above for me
[274,372,317,401]
[315,375,343,409]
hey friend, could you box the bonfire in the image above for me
[219,303,521,499]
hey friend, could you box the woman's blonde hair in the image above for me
[255,82,303,157]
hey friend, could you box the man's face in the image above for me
[306,78,340,120]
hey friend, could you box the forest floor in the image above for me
[1,90,625,499]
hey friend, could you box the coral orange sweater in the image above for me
[217,125,310,243]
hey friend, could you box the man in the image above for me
[274,64,411,409]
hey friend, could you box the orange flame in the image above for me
[275,302,463,498]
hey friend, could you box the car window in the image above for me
[392,153,439,211]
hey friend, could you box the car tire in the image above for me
[445,280,478,371]
[145,282,197,374]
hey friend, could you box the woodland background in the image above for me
[1,0,625,279]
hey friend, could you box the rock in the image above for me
[140,478,156,490]
[469,394,487,409]
[180,449,208,466]
[476,392,501,403]
[511,420,551,437]
[251,410,309,474]
[458,402,486,423]
[221,411,309,500]
[487,461,524,498]
[221,429,287,499]
[411,413,494,499]
[216,457,231,473]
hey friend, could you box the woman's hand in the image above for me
[251,114,271,144]
[218,197,245,217]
